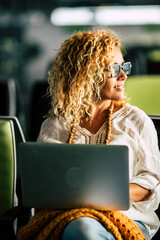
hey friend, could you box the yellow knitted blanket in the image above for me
[18,208,146,240]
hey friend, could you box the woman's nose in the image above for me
[117,70,127,81]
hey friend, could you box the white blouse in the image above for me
[37,104,160,238]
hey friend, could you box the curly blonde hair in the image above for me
[48,29,121,128]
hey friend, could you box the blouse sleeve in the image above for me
[130,116,160,211]
[37,117,69,143]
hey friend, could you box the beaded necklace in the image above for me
[68,101,114,145]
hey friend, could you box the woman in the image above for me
[18,29,160,240]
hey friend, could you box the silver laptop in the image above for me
[19,142,129,210]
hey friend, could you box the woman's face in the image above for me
[100,47,127,101]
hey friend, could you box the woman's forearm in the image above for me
[129,183,152,202]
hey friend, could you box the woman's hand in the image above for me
[129,183,152,202]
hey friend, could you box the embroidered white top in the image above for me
[37,104,160,238]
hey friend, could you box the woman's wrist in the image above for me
[129,183,151,202]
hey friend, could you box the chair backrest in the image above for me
[28,81,51,141]
[0,120,17,215]
[0,116,25,143]
[149,115,160,240]
[125,75,160,115]
[0,116,25,206]
[0,79,17,116]
[0,78,26,136]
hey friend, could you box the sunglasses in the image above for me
[104,62,132,78]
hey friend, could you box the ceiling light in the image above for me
[50,7,94,26]
[95,5,160,25]
[50,5,160,26]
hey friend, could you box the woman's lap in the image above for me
[134,220,151,240]
[61,217,115,240]
[61,217,151,240]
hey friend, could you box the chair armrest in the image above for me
[0,206,30,224]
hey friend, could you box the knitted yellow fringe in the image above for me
[18,208,146,240]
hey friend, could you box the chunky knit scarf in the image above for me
[18,208,146,240]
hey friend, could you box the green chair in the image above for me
[0,117,30,240]
[125,75,160,115]
[0,116,25,205]
[0,120,18,239]
[0,120,16,216]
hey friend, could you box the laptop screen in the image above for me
[19,143,129,211]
